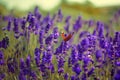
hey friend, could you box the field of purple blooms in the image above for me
[0,7,120,80]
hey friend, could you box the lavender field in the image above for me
[0,6,120,80]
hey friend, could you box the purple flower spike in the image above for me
[114,69,120,80]
[95,50,102,59]
[42,51,52,64]
[19,71,27,80]
[53,27,59,39]
[70,75,75,80]
[45,23,51,33]
[58,68,64,75]
[34,6,41,20]
[83,57,90,65]
[87,67,95,77]
[20,58,26,69]
[88,19,94,27]
[7,62,15,73]
[70,46,78,64]
[64,23,70,33]
[65,16,71,23]
[45,34,53,45]
[39,30,44,44]
[6,19,12,31]
[57,9,63,22]
[53,27,59,43]
[42,13,51,24]
[72,63,81,75]
[73,16,82,32]
[0,73,5,80]
[26,55,31,67]
[0,51,4,59]
[27,12,33,22]
[81,38,89,50]
[114,32,120,44]
[0,59,4,65]
[116,61,120,66]
[13,18,19,33]
[1,37,9,49]
[64,73,69,80]
[79,31,90,38]
[96,21,104,37]
[35,56,40,67]
[30,71,37,80]
[21,17,26,30]
[50,63,55,73]
[99,37,107,48]
[7,58,18,73]
[39,63,46,72]
[58,57,65,68]
[34,48,40,57]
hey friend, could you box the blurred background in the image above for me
[0,0,120,21]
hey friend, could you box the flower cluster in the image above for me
[0,7,120,80]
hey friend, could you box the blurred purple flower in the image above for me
[45,34,53,45]
[88,19,94,27]
[70,46,78,65]
[39,29,44,44]
[34,6,41,20]
[95,50,103,60]
[64,73,69,80]
[114,69,120,80]
[72,63,81,75]
[0,51,4,59]
[116,61,120,66]
[20,58,26,70]
[57,9,63,22]
[0,37,9,49]
[26,55,31,67]
[13,18,19,33]
[19,71,26,80]
[0,73,5,80]
[21,17,26,30]
[34,48,41,57]
[87,67,95,77]
[70,75,75,80]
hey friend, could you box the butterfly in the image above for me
[61,32,74,42]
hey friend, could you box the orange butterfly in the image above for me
[61,32,74,42]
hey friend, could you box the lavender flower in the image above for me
[72,63,81,75]
[70,75,75,80]
[34,6,41,20]
[45,23,51,33]
[114,69,120,80]
[0,51,4,59]
[0,37,9,49]
[19,71,26,80]
[26,55,31,67]
[0,73,5,80]
[20,58,26,69]
[73,16,82,32]
[87,67,95,77]
[45,34,53,45]
[95,50,103,61]
[57,9,63,22]
[64,73,69,80]
[13,18,19,33]
[39,29,44,44]
[53,27,59,43]
[21,17,26,30]
[88,19,94,27]
[70,46,78,65]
